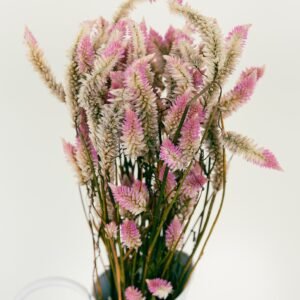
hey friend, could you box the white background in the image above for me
[0,0,299,299]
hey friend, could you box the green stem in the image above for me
[182,146,227,290]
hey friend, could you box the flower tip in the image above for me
[262,149,282,171]
[257,65,266,79]
[24,26,37,47]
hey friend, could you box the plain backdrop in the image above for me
[0,0,299,299]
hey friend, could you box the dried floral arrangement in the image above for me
[24,0,281,299]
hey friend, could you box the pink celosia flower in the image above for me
[76,35,95,73]
[159,164,177,197]
[131,180,149,206]
[160,139,184,171]
[164,26,191,50]
[226,24,251,43]
[124,55,155,93]
[146,278,173,299]
[192,68,204,88]
[109,180,148,215]
[165,216,183,250]
[221,66,265,117]
[121,219,142,249]
[182,162,207,198]
[110,71,125,89]
[121,109,146,159]
[105,221,118,239]
[62,139,84,183]
[179,113,201,164]
[125,286,145,300]
[164,91,190,137]
[102,41,124,58]
[62,140,77,166]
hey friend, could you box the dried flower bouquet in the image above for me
[25,0,281,299]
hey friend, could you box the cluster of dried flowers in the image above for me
[25,0,281,299]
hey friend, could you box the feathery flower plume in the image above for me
[221,66,265,117]
[76,35,95,74]
[165,216,183,250]
[96,100,123,179]
[169,1,224,83]
[74,136,94,182]
[146,278,173,299]
[62,140,84,183]
[147,28,165,73]
[124,55,159,154]
[110,71,125,89]
[89,17,109,50]
[128,20,147,61]
[121,109,147,159]
[182,162,207,198]
[24,27,66,102]
[207,125,225,191]
[164,25,192,51]
[78,42,125,151]
[105,221,118,239]
[164,90,190,138]
[125,286,145,300]
[218,24,251,83]
[121,219,142,249]
[65,33,83,123]
[163,55,194,97]
[109,180,148,215]
[113,0,142,23]
[222,131,282,170]
[179,111,201,165]
[160,139,184,171]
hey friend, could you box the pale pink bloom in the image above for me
[24,26,37,47]
[125,55,155,93]
[121,109,146,159]
[62,140,77,164]
[120,219,142,249]
[110,71,125,89]
[226,24,251,42]
[131,180,149,206]
[221,66,265,116]
[109,180,148,215]
[182,162,207,198]
[105,221,118,239]
[164,26,191,49]
[261,149,282,171]
[102,41,124,58]
[147,28,164,52]
[76,35,95,73]
[159,164,177,196]
[192,68,204,88]
[165,216,183,250]
[78,109,98,166]
[179,112,201,164]
[125,286,145,300]
[108,19,128,37]
[62,139,83,183]
[164,91,190,137]
[160,139,184,171]
[146,278,173,299]
[188,100,205,123]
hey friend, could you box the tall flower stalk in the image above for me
[25,1,281,299]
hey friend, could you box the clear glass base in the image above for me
[15,277,93,300]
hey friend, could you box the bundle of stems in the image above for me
[25,1,281,299]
